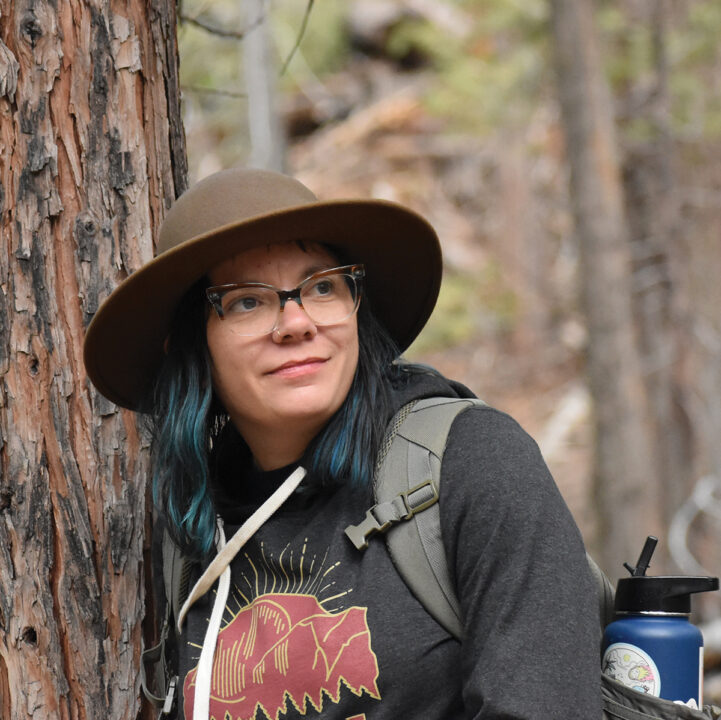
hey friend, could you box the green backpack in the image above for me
[143,396,719,719]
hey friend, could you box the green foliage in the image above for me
[684,1,721,63]
[178,2,245,90]
[395,0,550,134]
[423,42,546,134]
[598,0,721,141]
[600,14,654,90]
[409,273,478,354]
[407,264,517,356]
[669,1,721,138]
[385,17,440,65]
[177,0,721,171]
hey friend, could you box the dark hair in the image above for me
[147,279,402,559]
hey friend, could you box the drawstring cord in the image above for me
[193,518,231,720]
[179,466,307,720]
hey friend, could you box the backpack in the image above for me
[142,396,720,719]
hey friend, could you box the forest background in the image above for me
[180,0,721,600]
[177,0,721,687]
[2,0,721,716]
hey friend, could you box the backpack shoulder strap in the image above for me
[383,397,483,638]
[140,528,193,715]
[588,553,616,631]
[344,396,615,641]
[345,397,483,638]
[162,527,193,626]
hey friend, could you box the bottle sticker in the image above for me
[602,642,661,697]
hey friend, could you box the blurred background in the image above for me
[176,0,721,691]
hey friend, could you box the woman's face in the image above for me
[206,242,359,467]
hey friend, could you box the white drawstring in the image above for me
[193,519,230,720]
[181,466,307,720]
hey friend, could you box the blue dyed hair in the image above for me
[147,279,219,558]
[147,278,403,559]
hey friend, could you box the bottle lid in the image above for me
[614,536,719,614]
[615,575,719,614]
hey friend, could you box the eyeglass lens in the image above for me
[215,270,360,336]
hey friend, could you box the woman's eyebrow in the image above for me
[225,263,336,287]
[298,263,335,280]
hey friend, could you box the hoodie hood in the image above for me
[390,362,477,413]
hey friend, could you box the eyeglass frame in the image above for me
[205,263,365,336]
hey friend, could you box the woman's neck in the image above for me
[237,420,319,471]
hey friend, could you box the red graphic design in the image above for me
[184,593,380,720]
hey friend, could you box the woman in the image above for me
[84,167,601,719]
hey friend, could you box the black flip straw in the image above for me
[624,535,658,577]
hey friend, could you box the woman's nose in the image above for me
[271,299,318,342]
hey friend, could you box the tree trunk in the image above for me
[621,0,695,547]
[549,0,662,573]
[0,0,185,717]
[243,0,286,172]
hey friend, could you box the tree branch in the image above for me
[179,13,262,40]
[181,84,246,99]
[279,0,315,76]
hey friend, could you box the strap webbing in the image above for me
[406,437,461,626]
[140,532,185,714]
[345,397,480,638]
[178,466,307,629]
[143,466,306,718]
[381,398,477,638]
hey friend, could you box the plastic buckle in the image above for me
[344,480,439,550]
[159,676,178,718]
[344,508,392,550]
[401,479,439,518]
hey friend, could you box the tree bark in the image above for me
[549,0,662,573]
[0,0,185,717]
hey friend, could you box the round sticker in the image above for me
[602,642,661,697]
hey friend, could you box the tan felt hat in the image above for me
[83,167,442,410]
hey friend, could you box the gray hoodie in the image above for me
[154,367,601,719]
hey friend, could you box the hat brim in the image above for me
[83,198,442,410]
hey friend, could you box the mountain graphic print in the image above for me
[182,541,381,720]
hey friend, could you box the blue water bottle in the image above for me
[601,537,719,708]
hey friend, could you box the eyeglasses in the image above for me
[206,264,365,336]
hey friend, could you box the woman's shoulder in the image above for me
[447,401,538,451]
[440,400,559,507]
[393,392,539,462]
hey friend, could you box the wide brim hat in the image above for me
[83,167,442,411]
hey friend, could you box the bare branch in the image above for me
[279,0,315,76]
[181,84,247,99]
[179,13,262,40]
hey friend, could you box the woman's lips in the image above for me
[267,358,327,378]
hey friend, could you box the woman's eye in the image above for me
[226,293,262,313]
[309,279,335,297]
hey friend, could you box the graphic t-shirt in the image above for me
[177,470,464,719]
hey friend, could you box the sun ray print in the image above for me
[182,540,381,720]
